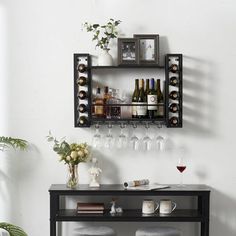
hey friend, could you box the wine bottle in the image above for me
[147,78,157,119]
[78,76,87,86]
[169,103,179,113]
[94,87,104,118]
[169,91,179,100]
[132,79,139,118]
[78,90,87,100]
[169,64,178,73]
[78,104,87,113]
[156,79,164,117]
[103,86,110,118]
[169,116,179,126]
[79,116,88,125]
[78,64,87,73]
[137,79,147,119]
[145,79,150,96]
[169,76,179,86]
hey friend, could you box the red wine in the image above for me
[79,116,88,125]
[169,116,179,126]
[169,103,179,113]
[177,166,186,173]
[78,76,87,86]
[78,90,87,100]
[169,64,178,73]
[170,76,179,86]
[169,91,179,100]
[78,104,87,113]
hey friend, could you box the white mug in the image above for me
[159,199,177,214]
[142,199,159,214]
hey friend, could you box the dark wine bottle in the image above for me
[169,103,179,113]
[145,79,150,96]
[169,91,179,100]
[169,116,179,126]
[137,79,147,119]
[169,64,178,73]
[169,76,179,86]
[94,87,104,118]
[156,79,164,117]
[79,104,87,113]
[79,116,88,125]
[78,64,87,73]
[132,79,139,118]
[78,90,87,100]
[78,76,87,86]
[147,78,157,119]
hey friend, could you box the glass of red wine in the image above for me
[176,156,186,186]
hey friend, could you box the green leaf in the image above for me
[0,222,28,236]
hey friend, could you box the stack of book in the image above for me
[77,202,105,214]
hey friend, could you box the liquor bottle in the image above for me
[78,104,87,113]
[169,76,179,87]
[78,64,87,73]
[78,90,87,100]
[79,116,88,125]
[107,89,121,119]
[169,64,178,73]
[103,86,110,117]
[169,103,179,113]
[78,76,87,86]
[156,79,164,117]
[137,79,147,119]
[94,87,104,118]
[169,116,179,126]
[169,91,179,100]
[132,79,139,118]
[147,78,157,119]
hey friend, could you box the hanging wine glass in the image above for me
[92,123,102,148]
[104,124,114,149]
[117,123,127,149]
[129,123,140,151]
[156,123,165,151]
[142,123,152,151]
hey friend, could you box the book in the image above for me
[77,210,104,214]
[77,202,105,211]
[124,184,169,191]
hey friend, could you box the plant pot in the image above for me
[98,50,113,66]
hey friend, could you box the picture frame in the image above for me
[118,38,139,65]
[133,34,159,65]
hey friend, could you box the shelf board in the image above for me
[56,209,202,222]
[91,65,164,69]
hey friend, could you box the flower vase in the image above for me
[98,50,113,66]
[67,164,78,189]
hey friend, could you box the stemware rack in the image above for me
[74,53,183,128]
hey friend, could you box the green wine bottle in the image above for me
[137,79,147,119]
[156,79,164,117]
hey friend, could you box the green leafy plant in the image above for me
[0,222,27,236]
[0,136,28,151]
[83,18,121,51]
[47,132,90,165]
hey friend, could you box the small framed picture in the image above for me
[118,38,139,65]
[133,34,159,65]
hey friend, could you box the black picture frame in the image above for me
[118,38,139,65]
[133,34,159,65]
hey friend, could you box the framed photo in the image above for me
[118,38,139,65]
[133,34,159,65]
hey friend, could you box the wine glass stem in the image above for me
[180,172,183,185]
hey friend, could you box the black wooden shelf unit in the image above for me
[74,53,183,128]
[49,184,210,236]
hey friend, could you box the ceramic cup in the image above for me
[159,199,177,214]
[142,199,159,214]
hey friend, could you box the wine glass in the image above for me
[117,124,127,149]
[129,124,139,151]
[104,124,114,149]
[176,156,187,186]
[142,123,152,151]
[92,123,101,148]
[156,124,165,151]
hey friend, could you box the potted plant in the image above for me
[0,136,28,236]
[83,18,121,66]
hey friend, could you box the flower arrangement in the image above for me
[47,132,90,165]
[83,18,121,51]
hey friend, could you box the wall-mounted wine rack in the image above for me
[74,53,183,128]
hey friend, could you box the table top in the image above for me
[49,184,210,194]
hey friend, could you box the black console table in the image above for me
[49,184,210,236]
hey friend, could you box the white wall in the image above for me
[1,0,236,235]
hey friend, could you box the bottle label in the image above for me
[137,102,147,116]
[147,95,157,110]
[95,100,104,115]
[132,102,138,116]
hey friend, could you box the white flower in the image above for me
[77,151,83,157]
[66,156,71,161]
[71,151,78,159]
